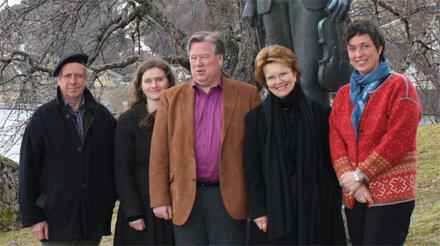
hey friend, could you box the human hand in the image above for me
[129,218,146,231]
[352,184,374,204]
[253,215,268,232]
[30,221,49,241]
[153,205,173,220]
[340,171,362,196]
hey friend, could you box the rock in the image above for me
[0,155,19,231]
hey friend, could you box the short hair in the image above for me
[344,19,386,61]
[128,57,176,108]
[254,45,301,88]
[83,67,91,79]
[186,31,225,56]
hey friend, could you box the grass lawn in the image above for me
[1,124,439,245]
[405,124,440,245]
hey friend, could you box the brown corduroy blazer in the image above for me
[149,76,261,225]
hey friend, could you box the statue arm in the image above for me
[243,0,258,27]
[325,0,352,21]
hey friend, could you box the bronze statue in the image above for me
[244,0,352,104]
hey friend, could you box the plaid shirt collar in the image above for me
[63,96,85,138]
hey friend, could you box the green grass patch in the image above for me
[0,227,37,246]
[0,209,16,231]
[405,124,440,245]
[0,202,118,246]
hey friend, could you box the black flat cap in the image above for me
[52,53,88,77]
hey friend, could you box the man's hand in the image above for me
[253,215,268,232]
[31,221,49,241]
[129,218,146,231]
[153,205,173,220]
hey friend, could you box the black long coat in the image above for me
[243,90,346,244]
[113,102,174,245]
[18,87,117,241]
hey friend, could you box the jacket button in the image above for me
[66,114,70,119]
[77,147,82,152]
[81,184,86,188]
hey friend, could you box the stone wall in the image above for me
[0,155,19,231]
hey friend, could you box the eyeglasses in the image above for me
[190,55,210,63]
[265,71,292,84]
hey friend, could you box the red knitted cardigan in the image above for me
[329,73,422,209]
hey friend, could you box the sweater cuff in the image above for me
[355,168,369,181]
[333,156,353,180]
[358,151,391,179]
[21,216,46,228]
[127,215,143,223]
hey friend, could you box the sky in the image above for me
[1,0,21,9]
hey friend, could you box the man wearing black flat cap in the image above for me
[19,53,117,245]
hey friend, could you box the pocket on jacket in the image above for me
[47,184,57,213]
[35,193,47,210]
[35,184,57,212]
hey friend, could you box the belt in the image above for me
[197,181,219,187]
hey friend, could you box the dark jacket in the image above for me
[113,102,174,245]
[244,87,345,244]
[18,87,117,241]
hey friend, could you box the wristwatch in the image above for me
[353,170,361,182]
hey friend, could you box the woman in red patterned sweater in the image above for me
[329,20,423,245]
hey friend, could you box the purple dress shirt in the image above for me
[193,79,223,182]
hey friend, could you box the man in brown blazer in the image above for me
[149,31,261,244]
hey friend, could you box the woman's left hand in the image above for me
[129,218,146,231]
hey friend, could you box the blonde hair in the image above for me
[186,31,224,56]
[254,45,301,88]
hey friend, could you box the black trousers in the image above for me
[173,184,247,245]
[345,201,415,245]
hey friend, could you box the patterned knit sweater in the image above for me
[329,73,422,209]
